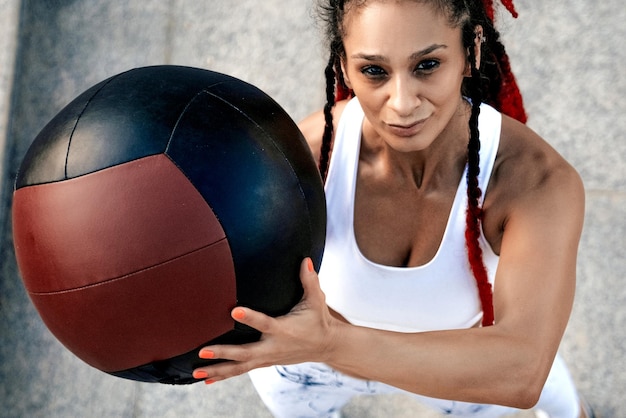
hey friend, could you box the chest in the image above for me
[353,175,459,267]
[353,173,504,267]
[321,169,498,332]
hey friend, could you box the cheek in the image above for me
[423,76,465,110]
[351,86,386,114]
[358,98,386,129]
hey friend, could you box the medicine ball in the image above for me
[12,65,326,384]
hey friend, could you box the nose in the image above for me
[388,75,421,117]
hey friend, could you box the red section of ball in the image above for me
[13,154,228,292]
[29,243,235,372]
[12,154,237,372]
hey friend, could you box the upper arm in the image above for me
[297,100,350,164]
[298,110,326,163]
[491,126,585,368]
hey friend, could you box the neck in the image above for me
[360,99,471,191]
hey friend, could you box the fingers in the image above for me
[198,342,255,363]
[230,306,274,334]
[193,257,324,385]
[192,357,252,383]
[193,340,263,383]
[193,306,275,362]
[230,256,320,330]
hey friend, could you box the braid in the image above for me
[463,23,494,326]
[481,0,518,20]
[460,0,525,326]
[485,37,527,123]
[320,53,338,182]
[317,0,353,182]
[479,0,527,122]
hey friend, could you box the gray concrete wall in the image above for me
[0,1,623,417]
[0,0,20,220]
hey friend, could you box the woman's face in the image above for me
[341,1,470,153]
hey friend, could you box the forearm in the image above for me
[193,259,569,410]
[322,321,552,408]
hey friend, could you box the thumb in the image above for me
[300,257,323,300]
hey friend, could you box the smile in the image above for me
[386,118,427,137]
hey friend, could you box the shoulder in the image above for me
[495,114,583,197]
[482,114,585,252]
[298,100,350,162]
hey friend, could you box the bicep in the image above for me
[493,167,584,349]
[297,99,349,164]
[298,110,325,163]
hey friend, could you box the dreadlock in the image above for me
[318,0,352,181]
[463,22,494,326]
[317,0,526,326]
[320,55,337,182]
[477,0,527,123]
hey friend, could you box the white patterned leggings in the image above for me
[248,353,579,418]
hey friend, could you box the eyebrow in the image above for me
[350,44,448,62]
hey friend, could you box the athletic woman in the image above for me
[193,1,591,416]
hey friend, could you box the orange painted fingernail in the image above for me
[199,349,215,359]
[307,258,314,273]
[193,370,208,379]
[232,308,246,320]
[204,379,216,385]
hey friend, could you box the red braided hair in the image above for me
[482,0,518,20]
[334,69,353,102]
[467,0,524,326]
[466,35,495,326]
[481,0,527,123]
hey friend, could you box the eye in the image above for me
[415,59,440,74]
[360,65,387,79]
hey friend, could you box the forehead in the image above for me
[342,1,462,53]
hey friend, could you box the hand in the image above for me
[192,258,339,384]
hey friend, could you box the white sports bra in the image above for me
[318,98,501,332]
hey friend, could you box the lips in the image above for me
[386,118,427,137]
